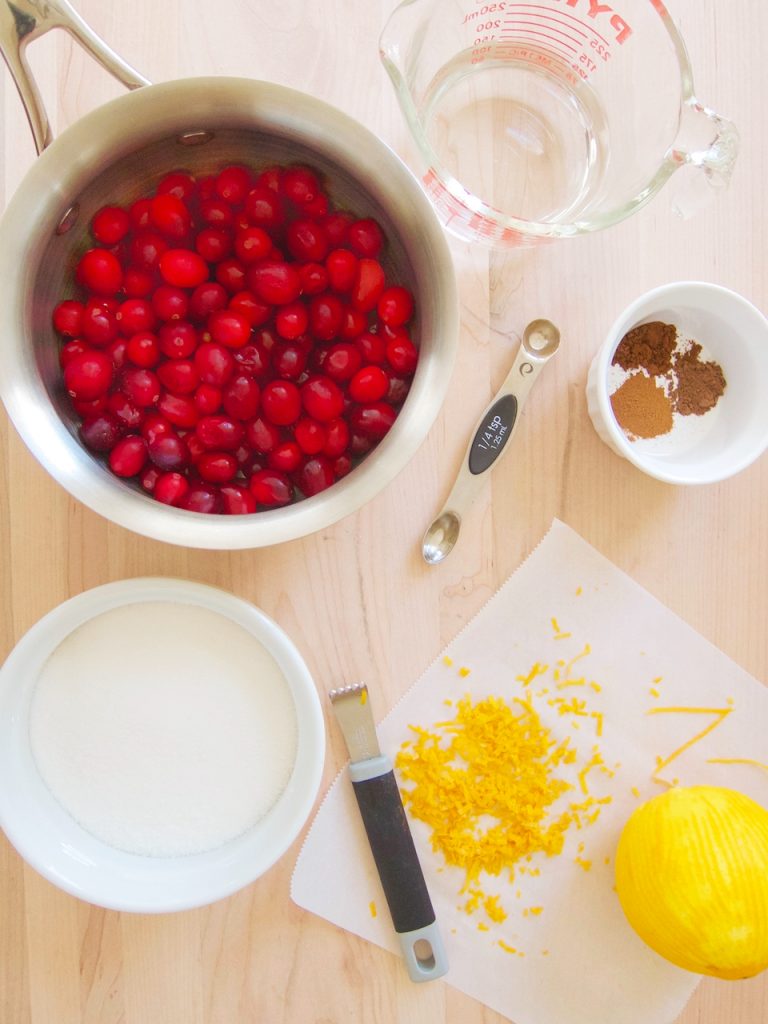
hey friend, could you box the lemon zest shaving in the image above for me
[648,706,733,781]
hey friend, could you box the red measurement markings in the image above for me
[501,20,583,53]
[507,3,611,47]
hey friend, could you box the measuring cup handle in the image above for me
[0,0,149,154]
[668,98,740,218]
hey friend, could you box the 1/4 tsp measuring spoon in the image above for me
[422,319,561,565]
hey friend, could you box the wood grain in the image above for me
[1,1,766,1022]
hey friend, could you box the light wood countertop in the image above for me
[1,1,766,1021]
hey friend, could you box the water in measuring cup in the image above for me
[420,49,609,226]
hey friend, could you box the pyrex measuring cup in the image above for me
[380,0,738,247]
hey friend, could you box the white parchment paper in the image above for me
[291,520,768,1024]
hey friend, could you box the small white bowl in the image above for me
[586,282,768,484]
[0,578,325,913]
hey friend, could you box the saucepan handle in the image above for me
[0,0,149,154]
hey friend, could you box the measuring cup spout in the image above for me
[668,98,739,218]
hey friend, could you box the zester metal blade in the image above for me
[328,682,380,762]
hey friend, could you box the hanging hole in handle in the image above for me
[55,203,79,234]
[177,130,214,147]
[413,938,436,970]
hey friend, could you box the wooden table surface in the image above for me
[1,1,766,1021]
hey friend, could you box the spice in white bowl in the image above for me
[29,601,298,858]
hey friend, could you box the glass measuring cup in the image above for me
[380,0,738,247]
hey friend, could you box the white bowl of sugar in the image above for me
[0,578,325,912]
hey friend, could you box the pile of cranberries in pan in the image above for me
[51,163,418,515]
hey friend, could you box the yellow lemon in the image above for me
[615,785,768,979]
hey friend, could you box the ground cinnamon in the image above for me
[610,372,674,440]
[612,321,677,376]
[672,342,726,415]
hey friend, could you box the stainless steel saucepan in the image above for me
[0,0,458,549]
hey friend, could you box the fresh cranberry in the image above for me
[159,248,208,288]
[121,367,161,407]
[294,417,327,455]
[386,334,418,375]
[350,401,397,438]
[323,417,350,458]
[248,260,301,305]
[324,341,362,381]
[64,350,113,399]
[245,416,280,453]
[71,394,109,418]
[159,321,198,360]
[200,198,234,227]
[281,166,322,207]
[118,298,156,335]
[245,186,285,230]
[356,331,387,364]
[146,432,188,471]
[196,227,233,263]
[194,383,223,415]
[222,374,260,420]
[156,171,196,201]
[141,413,174,444]
[352,258,386,312]
[295,454,335,496]
[386,375,411,405]
[220,484,256,515]
[378,285,414,328]
[59,339,89,368]
[286,219,328,262]
[129,198,152,229]
[228,290,271,327]
[79,412,121,452]
[154,471,190,506]
[76,248,123,296]
[91,206,131,246]
[275,301,308,340]
[157,392,199,429]
[195,415,244,451]
[272,341,308,380]
[123,266,155,298]
[81,299,119,346]
[325,249,358,292]
[349,365,389,403]
[249,468,292,507]
[53,299,84,337]
[130,231,168,270]
[347,218,384,257]
[190,282,228,319]
[308,294,343,341]
[339,306,367,339]
[194,343,235,386]
[215,257,247,293]
[150,194,192,239]
[234,226,271,264]
[321,211,354,245]
[197,451,238,483]
[333,453,352,478]
[158,358,199,395]
[261,380,302,426]
[108,391,143,430]
[234,341,271,379]
[256,166,282,191]
[301,376,344,422]
[215,165,251,205]
[208,309,251,349]
[299,262,329,295]
[152,285,189,322]
[140,465,161,493]
[268,441,302,473]
[126,331,161,368]
[181,484,223,514]
[109,435,148,477]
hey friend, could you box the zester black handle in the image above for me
[351,769,435,934]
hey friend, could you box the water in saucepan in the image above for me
[419,51,609,227]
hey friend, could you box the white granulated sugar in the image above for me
[29,602,298,857]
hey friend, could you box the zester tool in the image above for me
[329,682,448,982]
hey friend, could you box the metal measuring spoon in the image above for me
[422,319,561,565]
